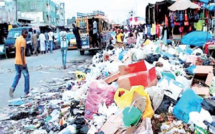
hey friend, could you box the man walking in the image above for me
[10,29,30,98]
[32,30,38,56]
[72,24,81,49]
[44,31,49,53]
[60,31,69,69]
[48,30,54,53]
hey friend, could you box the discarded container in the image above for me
[117,67,157,90]
[191,66,214,95]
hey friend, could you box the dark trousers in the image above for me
[92,34,98,47]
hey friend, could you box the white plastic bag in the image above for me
[134,118,153,134]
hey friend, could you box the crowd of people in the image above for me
[32,30,55,56]
[110,23,174,49]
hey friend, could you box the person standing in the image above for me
[10,29,30,98]
[123,29,130,46]
[92,17,98,48]
[116,29,124,48]
[39,32,46,54]
[32,30,38,56]
[72,24,81,49]
[48,30,54,53]
[60,31,69,69]
[44,31,49,53]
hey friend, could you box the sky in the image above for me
[59,0,165,23]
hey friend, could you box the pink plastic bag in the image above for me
[84,80,116,119]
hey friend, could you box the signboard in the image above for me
[77,12,84,17]
[78,11,105,18]
[93,10,105,16]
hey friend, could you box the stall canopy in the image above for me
[168,0,200,11]
[181,31,212,47]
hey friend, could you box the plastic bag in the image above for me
[175,76,191,91]
[114,86,154,119]
[134,118,153,134]
[114,88,133,109]
[157,76,183,101]
[145,86,165,111]
[185,65,196,75]
[161,71,176,80]
[75,71,86,82]
[155,95,174,114]
[202,99,215,115]
[210,77,215,94]
[123,106,142,127]
[173,89,203,123]
[84,80,116,119]
[118,50,125,61]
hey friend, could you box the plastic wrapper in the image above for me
[84,80,116,119]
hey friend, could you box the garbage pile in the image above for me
[1,39,215,134]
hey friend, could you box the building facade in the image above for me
[0,0,16,24]
[17,0,65,26]
[67,17,76,27]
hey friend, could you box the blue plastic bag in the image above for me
[118,50,125,61]
[184,47,193,55]
[186,65,196,75]
[173,89,203,123]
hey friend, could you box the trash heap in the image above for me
[1,40,215,134]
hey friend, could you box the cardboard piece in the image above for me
[117,67,157,90]
[61,106,70,115]
[100,114,123,134]
[191,66,214,95]
[104,72,120,84]
[132,92,146,113]
[119,60,147,76]
[101,104,142,134]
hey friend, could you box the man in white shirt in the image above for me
[92,17,98,48]
[123,29,130,46]
[60,31,69,69]
[48,30,54,53]
[39,32,46,54]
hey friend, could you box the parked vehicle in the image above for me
[76,15,111,55]
[67,33,77,50]
[5,27,40,56]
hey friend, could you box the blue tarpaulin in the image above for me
[200,0,209,3]
[181,31,212,47]
[207,4,215,11]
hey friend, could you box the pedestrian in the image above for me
[92,17,98,48]
[72,24,82,49]
[32,30,38,56]
[44,31,49,53]
[60,31,69,69]
[10,29,30,98]
[39,32,46,54]
[116,29,124,48]
[48,30,54,53]
[123,28,130,46]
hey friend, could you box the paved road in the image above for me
[0,49,92,108]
